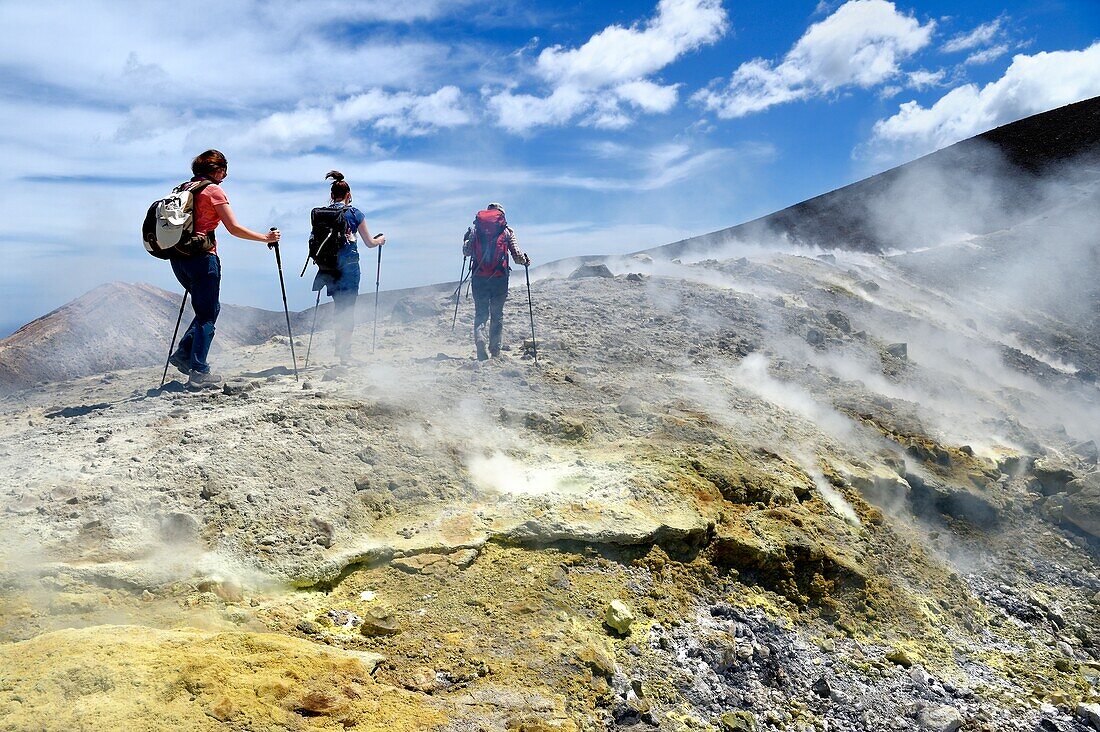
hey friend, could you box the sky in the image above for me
[0,0,1098,335]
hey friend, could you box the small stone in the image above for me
[886,343,908,360]
[604,600,634,635]
[909,665,932,686]
[825,310,851,333]
[718,711,757,732]
[917,705,963,732]
[208,697,238,722]
[812,676,833,698]
[296,620,321,635]
[886,647,913,668]
[361,606,401,636]
[310,518,335,548]
[576,635,616,678]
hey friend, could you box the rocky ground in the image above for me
[2,225,1100,731]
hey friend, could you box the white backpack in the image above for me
[142,180,215,259]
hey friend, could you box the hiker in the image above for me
[309,171,385,364]
[167,149,281,386]
[463,203,530,360]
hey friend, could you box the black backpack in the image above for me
[307,207,348,271]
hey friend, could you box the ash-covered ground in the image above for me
[2,161,1100,732]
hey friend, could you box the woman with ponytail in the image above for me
[312,170,385,363]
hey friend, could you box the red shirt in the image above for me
[190,178,228,253]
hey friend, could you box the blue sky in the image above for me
[1,0,1098,335]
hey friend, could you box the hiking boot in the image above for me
[187,370,223,389]
[168,351,191,375]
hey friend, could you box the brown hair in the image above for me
[326,170,350,200]
[191,149,228,178]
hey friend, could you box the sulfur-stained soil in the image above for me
[2,201,1100,730]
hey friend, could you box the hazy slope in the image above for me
[653,95,1100,258]
[0,282,290,392]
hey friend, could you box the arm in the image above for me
[356,219,385,248]
[463,227,473,257]
[214,202,280,244]
[506,228,530,266]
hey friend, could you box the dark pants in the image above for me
[313,243,362,359]
[170,254,221,374]
[472,274,508,359]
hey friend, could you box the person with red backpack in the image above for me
[463,203,530,360]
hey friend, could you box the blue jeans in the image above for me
[472,275,508,358]
[171,254,221,373]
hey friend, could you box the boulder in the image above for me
[886,343,908,360]
[1072,441,1099,464]
[161,513,200,545]
[825,310,851,333]
[616,394,648,416]
[848,465,911,505]
[569,264,614,279]
[1062,474,1100,538]
[1077,703,1100,731]
[1034,457,1079,495]
[390,297,439,323]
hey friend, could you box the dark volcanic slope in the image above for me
[653,96,1100,258]
[0,282,288,391]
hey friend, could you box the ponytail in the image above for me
[326,170,350,201]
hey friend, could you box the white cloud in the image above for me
[490,0,727,132]
[865,42,1100,161]
[615,80,681,113]
[965,44,1009,66]
[942,18,1002,53]
[694,0,934,118]
[0,2,462,112]
[536,0,727,86]
[907,69,946,89]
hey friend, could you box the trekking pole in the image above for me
[524,263,539,368]
[451,256,468,332]
[160,290,189,388]
[270,229,299,381]
[304,289,322,368]
[372,240,383,353]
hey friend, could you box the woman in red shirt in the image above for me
[168,150,281,387]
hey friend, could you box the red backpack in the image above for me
[470,209,510,277]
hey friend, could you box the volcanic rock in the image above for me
[569,264,614,279]
[360,606,401,637]
[390,297,439,323]
[604,600,634,635]
[1062,474,1100,538]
